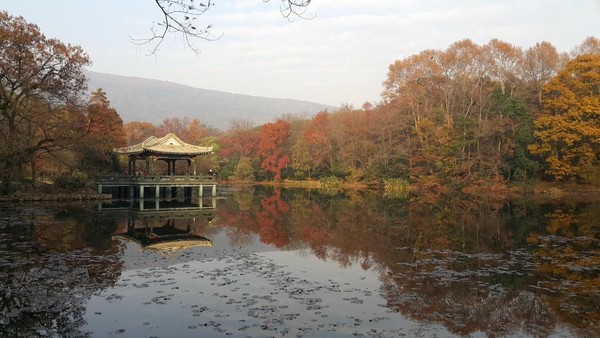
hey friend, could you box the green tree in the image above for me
[290,140,313,179]
[0,11,91,193]
[529,54,600,180]
[492,90,540,180]
[233,157,256,181]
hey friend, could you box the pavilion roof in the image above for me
[114,233,213,249]
[113,133,212,156]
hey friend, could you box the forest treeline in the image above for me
[1,11,599,195]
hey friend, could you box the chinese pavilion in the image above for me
[97,133,217,198]
[113,133,213,176]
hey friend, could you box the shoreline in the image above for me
[2,180,599,203]
[0,191,112,203]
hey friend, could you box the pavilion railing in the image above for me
[97,175,216,184]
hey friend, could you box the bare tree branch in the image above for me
[272,0,313,20]
[132,0,313,55]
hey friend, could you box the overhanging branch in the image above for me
[133,0,313,55]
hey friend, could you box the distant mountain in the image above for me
[85,71,335,130]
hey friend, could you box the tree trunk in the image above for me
[30,157,38,187]
[0,160,14,195]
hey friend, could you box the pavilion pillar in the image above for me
[149,157,156,175]
[211,184,216,197]
[167,159,176,175]
[199,184,203,197]
[192,158,197,175]
[140,185,145,199]
[131,156,137,175]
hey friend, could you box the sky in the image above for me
[3,0,600,107]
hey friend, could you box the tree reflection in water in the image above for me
[0,204,122,337]
[217,186,599,337]
[0,188,598,337]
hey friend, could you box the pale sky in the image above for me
[4,0,600,107]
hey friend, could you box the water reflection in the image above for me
[0,188,598,337]
[99,198,217,257]
[217,187,600,337]
[0,204,122,337]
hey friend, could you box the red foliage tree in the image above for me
[303,111,334,171]
[219,119,258,158]
[257,119,291,180]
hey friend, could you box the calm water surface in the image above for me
[0,186,598,337]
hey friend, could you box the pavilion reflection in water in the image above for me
[98,196,217,256]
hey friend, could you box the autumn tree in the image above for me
[290,140,313,179]
[257,119,291,180]
[571,36,600,58]
[0,11,91,193]
[484,39,522,96]
[218,119,259,179]
[529,54,600,180]
[302,111,336,175]
[367,102,412,179]
[123,121,157,144]
[219,119,258,158]
[158,116,206,144]
[520,41,563,108]
[78,89,126,174]
[232,157,256,181]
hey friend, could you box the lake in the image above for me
[1,186,598,337]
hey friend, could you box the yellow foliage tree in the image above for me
[529,54,600,180]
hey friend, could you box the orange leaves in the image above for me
[530,54,600,180]
[158,117,206,145]
[1,11,91,192]
[84,89,126,151]
[219,120,258,158]
[123,121,157,145]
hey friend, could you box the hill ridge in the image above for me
[85,70,335,130]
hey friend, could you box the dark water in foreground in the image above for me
[1,186,599,337]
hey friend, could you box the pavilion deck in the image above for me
[97,174,216,186]
[97,174,217,197]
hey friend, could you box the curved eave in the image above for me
[113,148,213,156]
[144,149,213,156]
